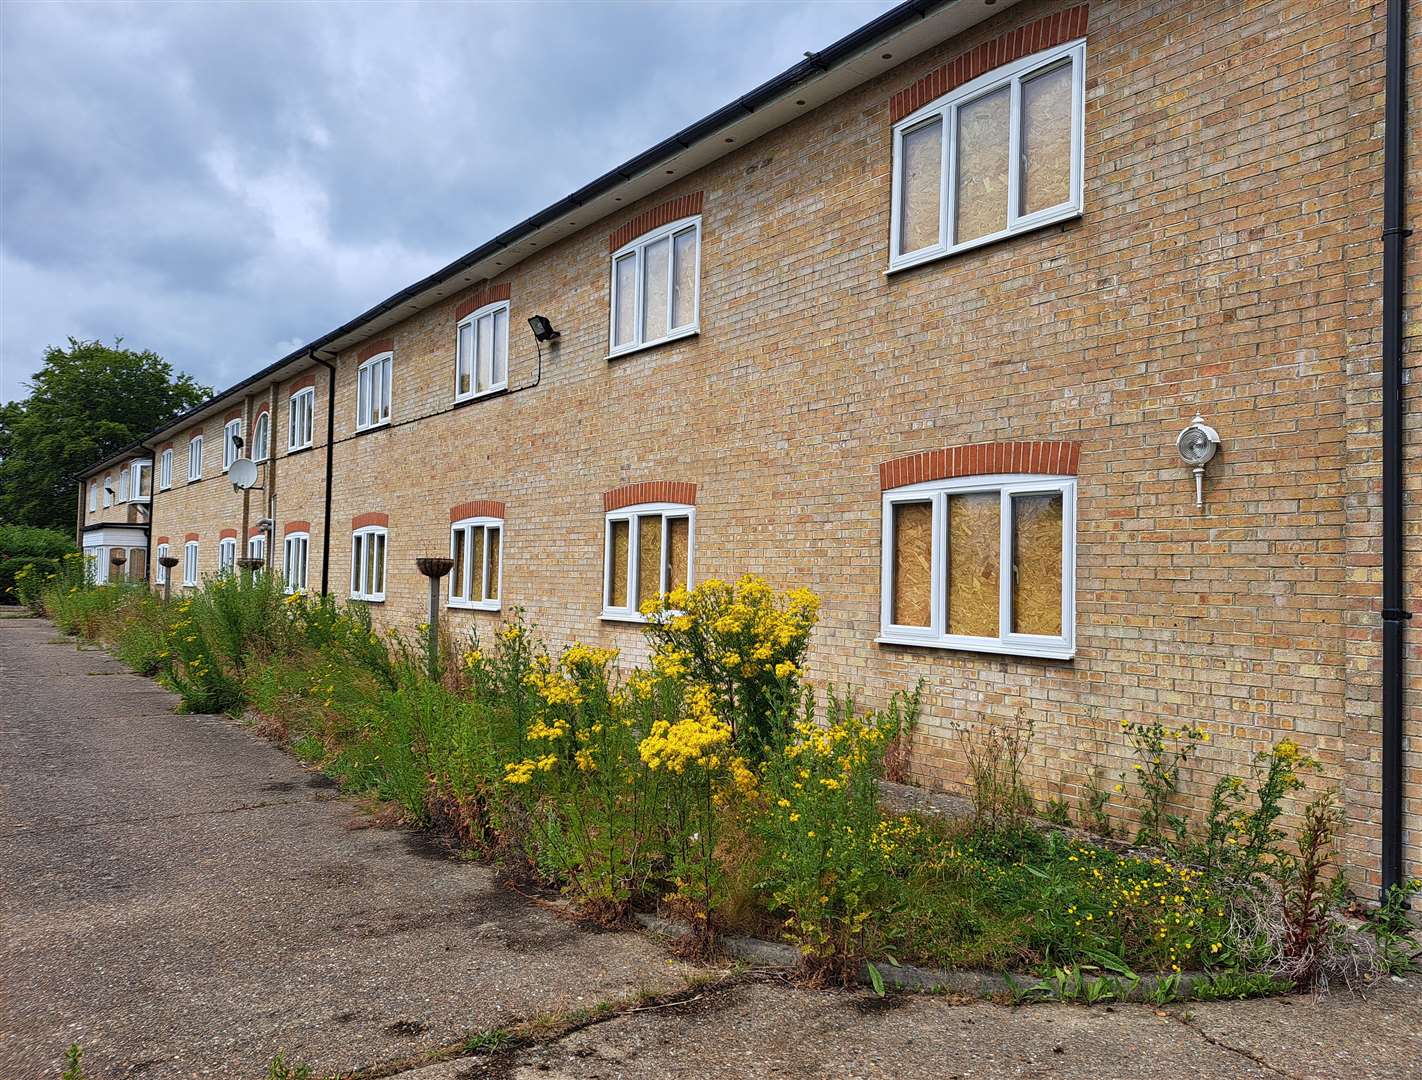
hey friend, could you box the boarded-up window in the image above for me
[637,514,662,607]
[469,527,484,601]
[891,501,932,626]
[947,492,1000,637]
[608,519,629,608]
[485,528,501,602]
[1020,62,1073,216]
[451,528,466,600]
[955,86,1010,244]
[899,118,942,253]
[666,516,689,593]
[1011,493,1063,635]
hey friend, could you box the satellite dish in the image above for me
[229,458,258,490]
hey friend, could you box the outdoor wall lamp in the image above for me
[527,315,561,342]
[1176,413,1221,511]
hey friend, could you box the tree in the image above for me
[0,339,211,532]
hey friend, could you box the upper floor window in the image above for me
[223,419,242,471]
[118,469,129,503]
[289,387,315,450]
[350,525,387,602]
[356,352,392,431]
[218,537,237,574]
[252,411,270,462]
[188,435,203,482]
[889,40,1084,272]
[609,217,700,358]
[455,302,508,401]
[133,461,151,499]
[449,516,501,610]
[87,482,97,513]
[283,532,308,594]
[602,502,692,621]
[183,540,199,586]
[159,449,173,490]
[879,474,1075,659]
[103,474,113,507]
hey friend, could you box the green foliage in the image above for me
[1190,971,1295,1001]
[0,338,209,531]
[265,1051,312,1080]
[1120,718,1207,847]
[956,713,1036,839]
[61,1043,87,1080]
[0,524,75,603]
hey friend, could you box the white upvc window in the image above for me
[132,461,151,499]
[155,543,169,585]
[889,39,1085,273]
[87,483,97,512]
[455,302,509,401]
[187,435,203,481]
[602,502,693,621]
[218,537,237,573]
[252,411,270,462]
[159,449,173,490]
[118,470,129,502]
[350,526,387,602]
[289,387,315,451]
[449,517,502,610]
[283,532,309,594]
[183,541,199,586]
[878,474,1076,659]
[223,418,243,471]
[356,352,393,430]
[248,533,267,562]
[608,216,701,358]
[103,474,113,507]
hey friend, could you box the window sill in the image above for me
[453,385,510,409]
[349,595,385,604]
[353,420,391,437]
[600,610,648,624]
[449,599,501,612]
[286,445,314,458]
[606,326,699,362]
[875,633,1074,661]
[886,207,1081,276]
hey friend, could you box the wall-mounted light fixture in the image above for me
[527,315,561,342]
[1176,413,1221,511]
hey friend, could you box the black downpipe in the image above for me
[1381,0,1411,897]
[312,353,337,598]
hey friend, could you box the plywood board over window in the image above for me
[891,501,932,627]
[1012,492,1063,636]
[603,501,694,621]
[947,491,1000,637]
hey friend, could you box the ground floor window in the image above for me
[183,541,199,587]
[218,537,237,574]
[450,517,501,610]
[155,544,169,585]
[879,475,1075,659]
[248,534,267,563]
[602,502,692,621]
[283,532,308,594]
[351,526,387,602]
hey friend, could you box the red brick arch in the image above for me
[184,532,200,542]
[603,481,697,513]
[248,525,265,539]
[283,520,310,536]
[219,528,237,540]
[879,441,1080,490]
[455,283,512,322]
[450,500,506,522]
[155,535,170,546]
[352,512,389,531]
[609,193,704,252]
[356,338,393,363]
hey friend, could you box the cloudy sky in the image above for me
[0,0,896,403]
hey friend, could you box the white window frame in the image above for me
[454,301,510,402]
[888,40,1086,273]
[283,532,309,594]
[248,533,267,563]
[218,537,237,573]
[159,449,173,490]
[350,525,388,602]
[601,502,695,623]
[103,474,113,507]
[448,516,503,611]
[878,474,1076,659]
[155,543,169,585]
[252,411,270,462]
[88,482,97,513]
[187,435,203,482]
[183,541,199,586]
[131,461,151,500]
[289,387,315,451]
[223,418,243,471]
[355,351,393,431]
[607,216,701,359]
[118,469,129,503]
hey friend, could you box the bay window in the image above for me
[602,502,693,621]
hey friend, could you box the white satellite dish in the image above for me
[229,458,258,491]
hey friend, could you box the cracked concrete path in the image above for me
[0,617,700,1079]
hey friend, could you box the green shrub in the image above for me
[0,524,75,603]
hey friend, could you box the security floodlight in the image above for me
[1176,414,1221,510]
[105,487,116,498]
[528,315,561,342]
[231,435,244,450]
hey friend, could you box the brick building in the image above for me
[78,0,1420,895]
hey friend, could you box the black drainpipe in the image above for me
[1380,0,1411,898]
[311,351,338,598]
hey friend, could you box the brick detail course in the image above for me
[352,512,390,531]
[155,536,169,546]
[287,374,317,394]
[450,500,506,522]
[879,441,1080,490]
[889,5,1089,122]
[357,339,394,363]
[455,283,512,322]
[224,408,243,424]
[603,482,697,513]
[184,532,199,543]
[608,193,704,252]
[220,528,237,540]
[284,520,310,536]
